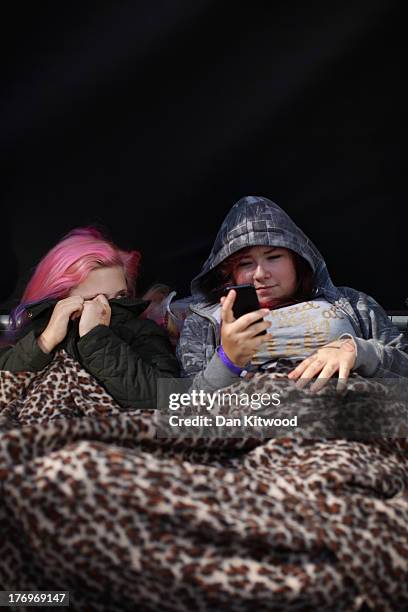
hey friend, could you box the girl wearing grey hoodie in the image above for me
[177,196,408,392]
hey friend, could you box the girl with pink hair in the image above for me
[0,227,179,409]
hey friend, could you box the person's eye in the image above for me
[236,260,252,268]
[116,292,128,299]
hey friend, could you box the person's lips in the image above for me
[256,286,277,294]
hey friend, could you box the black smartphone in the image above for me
[225,284,267,334]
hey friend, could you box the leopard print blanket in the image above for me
[0,351,407,611]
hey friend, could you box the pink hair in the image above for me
[13,227,140,325]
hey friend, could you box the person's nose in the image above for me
[253,261,271,282]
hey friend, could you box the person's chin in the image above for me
[256,289,279,303]
[257,295,279,307]
[257,292,291,309]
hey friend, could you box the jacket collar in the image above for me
[25,297,150,320]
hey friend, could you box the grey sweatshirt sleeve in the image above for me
[177,311,240,392]
[340,291,408,378]
[340,333,408,378]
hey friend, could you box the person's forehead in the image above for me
[87,265,125,281]
[241,245,285,256]
[79,266,127,291]
[69,265,128,299]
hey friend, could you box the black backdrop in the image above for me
[1,0,404,312]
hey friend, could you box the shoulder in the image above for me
[118,315,170,339]
[336,285,400,340]
[337,286,388,314]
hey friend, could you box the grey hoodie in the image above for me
[177,196,408,390]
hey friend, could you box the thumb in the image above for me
[221,289,236,324]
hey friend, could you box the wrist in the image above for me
[217,345,246,375]
[38,332,55,354]
[79,322,104,338]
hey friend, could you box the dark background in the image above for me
[1,0,404,312]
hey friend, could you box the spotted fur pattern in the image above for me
[0,351,408,611]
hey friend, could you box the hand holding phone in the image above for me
[225,284,267,334]
[220,286,270,367]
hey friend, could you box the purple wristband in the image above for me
[217,345,244,376]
